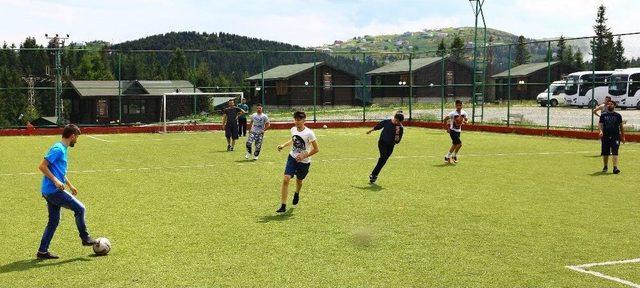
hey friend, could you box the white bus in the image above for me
[608,68,640,109]
[564,71,614,108]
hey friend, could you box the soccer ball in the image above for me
[93,237,111,256]
[322,125,328,129]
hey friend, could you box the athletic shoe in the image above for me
[253,155,259,160]
[369,174,377,184]
[81,237,97,246]
[452,156,458,163]
[444,157,451,163]
[36,251,59,260]
[276,204,286,213]
[227,145,231,151]
[292,193,300,207]
[602,166,608,173]
[230,146,234,151]
[613,167,621,174]
[245,152,250,159]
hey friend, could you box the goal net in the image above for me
[161,92,244,133]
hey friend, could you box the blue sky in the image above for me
[0,0,638,52]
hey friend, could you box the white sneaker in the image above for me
[253,155,259,160]
[245,152,250,159]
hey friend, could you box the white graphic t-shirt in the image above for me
[289,126,317,164]
[250,113,269,133]
[448,110,468,132]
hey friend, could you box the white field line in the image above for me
[2,149,635,177]
[566,258,640,288]
[86,135,112,142]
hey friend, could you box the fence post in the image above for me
[260,51,265,109]
[590,37,596,132]
[441,54,445,120]
[192,53,197,115]
[118,51,122,124]
[362,52,366,122]
[546,41,551,130]
[409,53,413,121]
[507,44,512,127]
[313,51,317,123]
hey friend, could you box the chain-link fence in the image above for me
[1,32,640,133]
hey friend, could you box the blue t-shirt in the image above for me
[41,142,68,195]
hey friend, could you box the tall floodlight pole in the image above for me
[45,33,69,125]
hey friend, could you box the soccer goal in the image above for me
[161,92,244,133]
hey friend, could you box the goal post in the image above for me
[161,92,244,133]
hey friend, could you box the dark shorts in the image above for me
[449,130,462,145]
[225,124,239,140]
[284,155,311,180]
[601,136,620,156]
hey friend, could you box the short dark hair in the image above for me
[293,111,306,120]
[605,96,612,100]
[394,112,405,122]
[256,103,263,107]
[62,124,81,138]
[455,100,463,105]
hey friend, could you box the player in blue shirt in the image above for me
[366,112,404,183]
[36,124,96,259]
[598,101,626,174]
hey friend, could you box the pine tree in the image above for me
[613,36,627,69]
[574,50,585,71]
[449,34,465,62]
[590,4,615,70]
[168,48,188,79]
[556,36,566,62]
[436,39,446,57]
[514,36,530,65]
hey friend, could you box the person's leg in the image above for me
[612,138,620,173]
[601,138,609,171]
[280,175,291,205]
[278,156,297,212]
[58,191,90,242]
[231,126,239,150]
[292,162,310,206]
[246,133,254,154]
[371,141,392,179]
[38,198,61,253]
[254,133,264,157]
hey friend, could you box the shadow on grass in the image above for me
[0,257,91,274]
[589,171,615,176]
[234,159,256,163]
[257,208,295,223]
[432,163,454,168]
[583,155,602,158]
[351,184,384,191]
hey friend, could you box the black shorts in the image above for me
[284,155,311,180]
[225,125,239,140]
[449,130,462,145]
[601,136,620,156]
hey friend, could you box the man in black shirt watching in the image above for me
[366,112,404,183]
[599,101,625,174]
[222,99,246,151]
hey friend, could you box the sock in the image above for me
[446,152,452,158]
[452,152,457,158]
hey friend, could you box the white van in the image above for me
[536,81,567,107]
[564,71,614,108]
[608,68,640,109]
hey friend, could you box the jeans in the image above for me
[38,190,90,252]
[371,140,395,177]
[238,117,248,136]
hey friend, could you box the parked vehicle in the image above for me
[564,71,614,108]
[536,81,567,107]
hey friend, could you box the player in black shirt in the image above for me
[366,112,404,183]
[598,101,626,174]
[222,99,246,151]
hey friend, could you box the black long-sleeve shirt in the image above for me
[374,119,404,145]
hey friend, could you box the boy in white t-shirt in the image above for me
[442,100,468,164]
[275,111,320,213]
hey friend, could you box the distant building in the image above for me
[367,56,473,99]
[247,62,357,106]
[64,80,201,124]
[491,62,568,100]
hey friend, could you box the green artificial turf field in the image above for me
[0,127,638,287]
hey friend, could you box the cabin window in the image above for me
[446,71,454,85]
[323,73,332,90]
[123,100,146,115]
[276,81,288,96]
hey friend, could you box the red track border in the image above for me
[1,121,638,142]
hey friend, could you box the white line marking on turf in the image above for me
[86,135,112,142]
[566,258,640,288]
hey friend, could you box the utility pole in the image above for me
[45,33,69,125]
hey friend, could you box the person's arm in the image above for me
[221,113,227,127]
[277,139,293,151]
[443,115,451,132]
[237,107,246,116]
[248,117,254,131]
[297,140,319,162]
[65,176,78,195]
[463,114,469,124]
[264,120,271,132]
[593,105,602,117]
[598,119,604,138]
[620,117,626,144]
[38,159,65,191]
[367,121,384,134]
